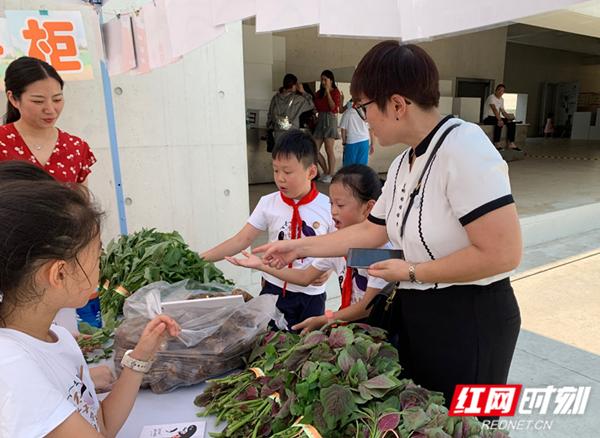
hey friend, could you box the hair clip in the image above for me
[0,290,3,303]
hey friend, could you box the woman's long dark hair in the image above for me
[317,69,338,98]
[4,56,64,124]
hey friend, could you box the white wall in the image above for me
[2,1,252,286]
[277,25,508,88]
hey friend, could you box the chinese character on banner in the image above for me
[22,18,82,71]
[5,10,93,81]
[0,19,8,57]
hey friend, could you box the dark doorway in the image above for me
[456,78,494,122]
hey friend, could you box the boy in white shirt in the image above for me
[340,99,375,166]
[201,130,335,328]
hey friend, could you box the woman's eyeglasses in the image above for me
[353,98,412,121]
[354,100,375,121]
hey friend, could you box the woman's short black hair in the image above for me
[495,83,506,92]
[350,41,440,111]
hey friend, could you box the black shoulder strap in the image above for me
[400,123,460,238]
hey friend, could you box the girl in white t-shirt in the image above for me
[227,164,390,333]
[0,172,180,438]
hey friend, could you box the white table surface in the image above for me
[105,382,225,438]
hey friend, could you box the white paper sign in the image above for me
[139,421,206,438]
[256,0,320,32]
[319,0,402,38]
[212,0,257,26]
[102,16,136,76]
[164,0,225,58]
[398,0,584,42]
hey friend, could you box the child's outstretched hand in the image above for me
[130,315,181,362]
[291,315,327,335]
[225,250,264,270]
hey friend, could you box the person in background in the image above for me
[298,82,318,133]
[340,99,375,166]
[313,70,342,182]
[0,178,181,437]
[482,84,520,151]
[544,112,555,138]
[227,164,391,334]
[0,57,96,183]
[267,73,315,146]
[0,161,114,393]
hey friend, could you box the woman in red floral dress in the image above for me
[0,57,96,184]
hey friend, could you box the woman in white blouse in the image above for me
[255,41,522,407]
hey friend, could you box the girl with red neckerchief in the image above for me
[0,57,96,184]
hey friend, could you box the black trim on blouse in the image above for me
[459,195,515,226]
[368,214,386,226]
[410,114,454,160]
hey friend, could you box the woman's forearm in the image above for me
[298,220,388,258]
[332,287,379,322]
[415,243,520,284]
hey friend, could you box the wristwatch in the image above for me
[408,264,423,285]
[121,349,153,373]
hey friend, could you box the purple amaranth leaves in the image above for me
[302,331,328,348]
[263,331,277,344]
[301,361,318,379]
[320,384,357,430]
[377,412,401,431]
[399,384,431,410]
[237,385,259,401]
[309,342,337,362]
[401,407,431,431]
[337,349,356,374]
[328,326,354,348]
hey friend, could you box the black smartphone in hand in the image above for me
[346,248,404,269]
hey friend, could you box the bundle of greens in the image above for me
[195,324,509,438]
[77,310,117,363]
[99,228,231,318]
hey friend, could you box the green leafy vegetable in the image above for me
[99,228,231,318]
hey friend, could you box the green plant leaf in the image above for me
[302,331,328,348]
[320,384,356,430]
[362,373,402,391]
[349,359,369,387]
[401,407,431,431]
[337,349,355,374]
[422,426,452,438]
[328,326,354,348]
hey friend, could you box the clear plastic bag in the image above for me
[115,280,285,393]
